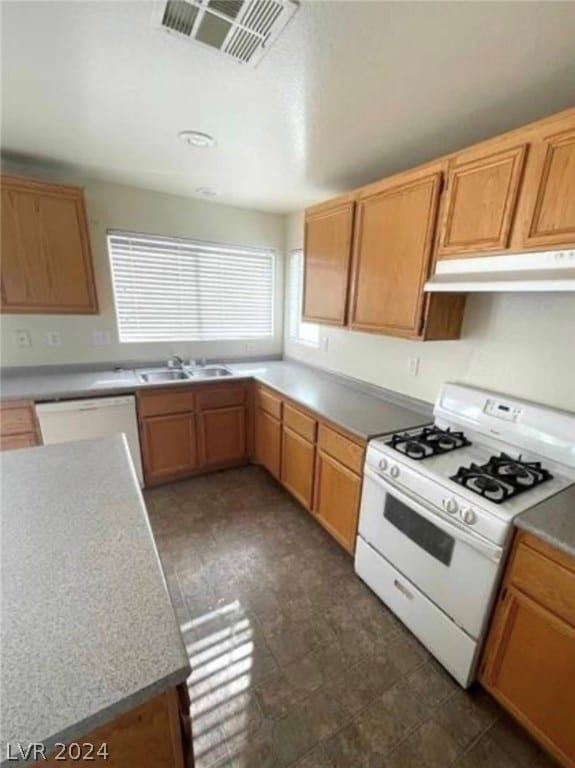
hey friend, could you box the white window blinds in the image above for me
[287,250,319,346]
[108,231,275,343]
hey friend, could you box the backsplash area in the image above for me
[284,212,575,413]
[1,166,285,367]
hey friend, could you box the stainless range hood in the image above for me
[424,250,575,293]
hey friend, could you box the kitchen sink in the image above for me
[137,369,191,383]
[137,365,233,383]
[188,366,233,378]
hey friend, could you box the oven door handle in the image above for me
[363,466,503,562]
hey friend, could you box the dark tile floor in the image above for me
[145,466,557,768]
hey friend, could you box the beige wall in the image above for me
[1,167,285,366]
[284,212,575,413]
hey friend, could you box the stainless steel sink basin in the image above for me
[188,366,233,378]
[137,369,191,383]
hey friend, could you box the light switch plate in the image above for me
[45,331,62,347]
[92,330,111,346]
[408,357,420,376]
[14,330,31,348]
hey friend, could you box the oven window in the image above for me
[384,494,455,566]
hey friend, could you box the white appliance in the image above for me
[36,396,143,485]
[424,249,575,292]
[355,383,575,687]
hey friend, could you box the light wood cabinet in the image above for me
[480,532,575,767]
[140,413,199,484]
[199,406,247,468]
[349,166,461,339]
[303,198,355,325]
[313,449,362,554]
[254,406,281,479]
[42,688,187,767]
[515,125,575,249]
[137,381,249,485]
[1,175,98,314]
[0,400,41,451]
[437,144,527,258]
[281,425,315,509]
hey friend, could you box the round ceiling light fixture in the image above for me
[196,187,217,198]
[178,130,216,148]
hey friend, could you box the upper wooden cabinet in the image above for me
[437,144,528,258]
[349,167,444,337]
[1,175,98,314]
[515,125,575,249]
[303,197,355,325]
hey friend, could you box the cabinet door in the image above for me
[303,200,355,325]
[350,170,442,337]
[313,450,362,554]
[517,126,575,249]
[1,176,98,313]
[437,144,527,257]
[199,406,247,468]
[480,586,575,767]
[281,426,315,509]
[0,432,38,451]
[140,413,198,485]
[254,408,281,479]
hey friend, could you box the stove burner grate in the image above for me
[386,426,471,460]
[451,453,553,504]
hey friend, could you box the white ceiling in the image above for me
[2,1,575,213]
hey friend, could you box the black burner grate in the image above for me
[451,453,553,504]
[386,426,471,460]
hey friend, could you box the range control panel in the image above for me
[483,398,522,423]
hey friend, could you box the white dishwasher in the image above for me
[36,395,143,485]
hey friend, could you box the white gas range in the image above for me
[355,383,575,687]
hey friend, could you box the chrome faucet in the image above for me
[167,354,185,369]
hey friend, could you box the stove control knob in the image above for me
[444,498,458,514]
[390,465,400,479]
[378,458,388,472]
[461,508,476,525]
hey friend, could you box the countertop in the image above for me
[0,360,432,440]
[515,484,575,558]
[0,436,190,765]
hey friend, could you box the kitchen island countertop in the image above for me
[0,436,190,766]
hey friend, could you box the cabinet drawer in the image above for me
[256,386,282,420]
[196,383,246,410]
[0,400,37,436]
[137,388,196,418]
[283,403,316,443]
[510,539,575,627]
[317,424,364,474]
[0,432,39,451]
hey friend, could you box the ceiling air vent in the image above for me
[153,0,299,66]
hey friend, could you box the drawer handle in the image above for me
[394,579,413,600]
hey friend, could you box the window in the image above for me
[108,231,274,343]
[287,250,319,346]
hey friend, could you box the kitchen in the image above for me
[1,2,574,768]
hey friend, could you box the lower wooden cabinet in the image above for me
[0,399,41,451]
[480,532,575,767]
[254,407,281,479]
[140,413,198,485]
[199,406,246,467]
[313,449,362,554]
[281,425,315,509]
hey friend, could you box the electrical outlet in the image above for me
[244,341,256,353]
[92,330,111,346]
[321,336,329,352]
[45,331,62,347]
[408,357,420,376]
[14,330,31,348]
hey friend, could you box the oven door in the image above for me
[358,466,504,639]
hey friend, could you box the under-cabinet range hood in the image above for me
[424,250,575,293]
